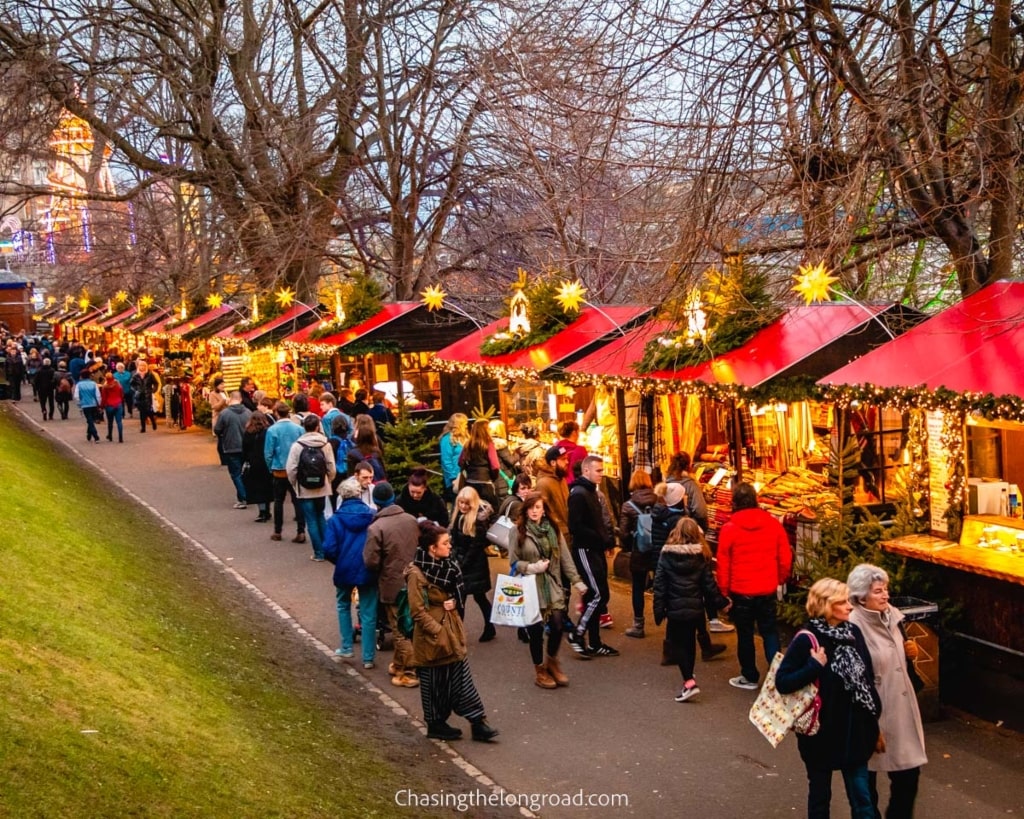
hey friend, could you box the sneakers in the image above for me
[599,613,614,629]
[675,684,700,702]
[566,630,591,658]
[335,649,354,658]
[232,502,247,509]
[387,662,399,676]
[709,618,735,633]
[590,644,620,657]
[729,675,759,690]
[362,661,375,670]
[391,672,419,688]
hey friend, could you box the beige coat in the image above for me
[508,525,581,615]
[405,564,468,668]
[284,431,337,499]
[850,604,928,772]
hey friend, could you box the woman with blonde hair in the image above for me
[439,412,469,504]
[847,564,926,819]
[777,578,882,819]
[450,485,496,642]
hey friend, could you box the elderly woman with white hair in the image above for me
[847,564,927,819]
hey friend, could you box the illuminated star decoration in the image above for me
[792,261,839,305]
[139,295,154,309]
[78,296,90,310]
[114,290,129,304]
[275,287,295,308]
[420,284,447,311]
[555,279,587,314]
[206,293,223,309]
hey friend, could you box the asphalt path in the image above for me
[12,402,1024,818]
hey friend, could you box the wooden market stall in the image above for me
[280,302,479,425]
[820,280,1024,728]
[432,304,654,503]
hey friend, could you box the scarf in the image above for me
[414,546,465,609]
[526,518,557,561]
[809,617,880,717]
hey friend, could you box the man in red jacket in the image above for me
[716,482,793,690]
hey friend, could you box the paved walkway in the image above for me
[11,402,1024,818]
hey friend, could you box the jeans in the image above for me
[56,396,70,419]
[83,406,101,441]
[105,405,124,441]
[272,475,305,535]
[39,390,55,419]
[807,764,874,819]
[337,583,378,664]
[298,497,326,558]
[868,767,921,819]
[730,593,781,683]
[224,453,246,503]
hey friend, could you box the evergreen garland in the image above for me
[637,264,782,373]
[479,275,576,357]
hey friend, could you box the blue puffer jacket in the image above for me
[322,498,376,587]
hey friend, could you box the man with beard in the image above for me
[534,445,570,538]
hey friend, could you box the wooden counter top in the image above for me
[882,532,1024,586]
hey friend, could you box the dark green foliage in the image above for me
[310,273,385,339]
[382,409,441,492]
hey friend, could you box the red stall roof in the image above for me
[125,307,172,333]
[643,303,896,387]
[433,305,653,377]
[230,303,318,344]
[820,280,1024,397]
[166,304,237,337]
[564,320,675,379]
[281,302,421,348]
[98,306,139,329]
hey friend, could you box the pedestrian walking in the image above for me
[458,420,501,510]
[263,400,306,543]
[285,413,336,561]
[74,367,101,443]
[99,371,124,442]
[776,578,882,819]
[35,357,56,421]
[716,481,793,689]
[450,486,496,642]
[847,564,927,819]
[653,518,730,703]
[242,411,274,522]
[54,361,73,420]
[438,412,469,506]
[406,520,499,742]
[130,360,159,432]
[213,391,252,509]
[113,362,133,417]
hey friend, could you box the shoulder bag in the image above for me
[748,630,822,748]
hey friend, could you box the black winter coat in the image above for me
[776,622,881,771]
[242,427,273,505]
[34,363,56,396]
[396,486,450,527]
[652,542,728,624]
[450,510,492,595]
[567,477,612,552]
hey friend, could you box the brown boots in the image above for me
[535,664,557,689]
[534,655,570,688]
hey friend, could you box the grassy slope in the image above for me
[0,413,444,817]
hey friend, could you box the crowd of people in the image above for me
[4,333,929,814]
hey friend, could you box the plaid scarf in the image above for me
[809,617,880,717]
[414,547,465,609]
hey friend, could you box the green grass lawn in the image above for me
[0,411,453,817]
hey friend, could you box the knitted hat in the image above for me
[372,481,395,506]
[664,482,686,508]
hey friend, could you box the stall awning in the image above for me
[563,320,675,381]
[97,306,139,329]
[166,304,237,337]
[227,303,320,345]
[642,303,909,388]
[433,305,653,378]
[820,280,1024,397]
[281,302,422,349]
[125,307,172,333]
[66,307,106,328]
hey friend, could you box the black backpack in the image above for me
[296,443,328,489]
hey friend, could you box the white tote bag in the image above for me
[490,572,542,627]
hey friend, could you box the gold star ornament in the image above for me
[420,285,447,311]
[139,295,154,309]
[78,296,90,310]
[206,293,223,309]
[114,290,129,304]
[555,279,587,314]
[275,287,295,308]
[792,262,838,305]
